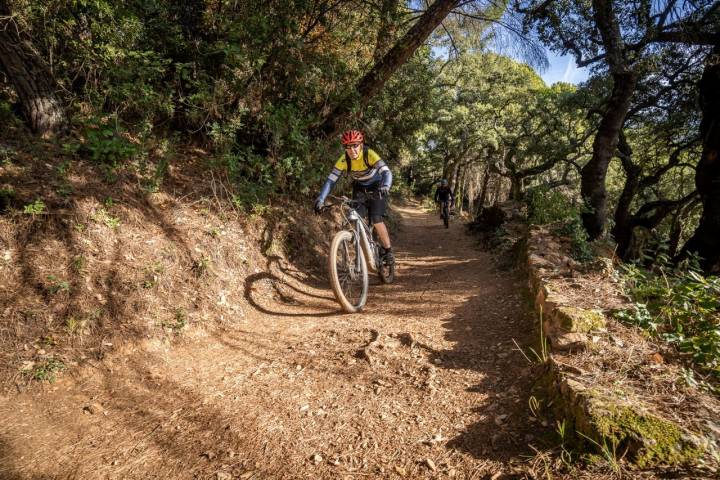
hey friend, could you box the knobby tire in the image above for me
[328,230,368,313]
[371,229,395,284]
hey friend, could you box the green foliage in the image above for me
[526,188,594,262]
[617,256,720,381]
[72,255,87,272]
[23,199,46,216]
[23,358,65,382]
[65,316,85,335]
[527,188,579,225]
[0,99,23,132]
[191,256,210,278]
[142,261,164,289]
[555,217,594,263]
[0,186,16,211]
[162,308,187,332]
[46,274,70,294]
[91,207,120,229]
[82,118,139,166]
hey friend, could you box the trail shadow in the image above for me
[0,437,26,480]
[0,151,258,388]
[433,286,543,460]
[432,267,550,462]
[371,207,552,464]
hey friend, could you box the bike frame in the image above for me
[332,197,381,273]
[337,199,380,273]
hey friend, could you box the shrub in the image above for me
[0,186,16,212]
[554,216,594,262]
[82,119,139,166]
[526,187,580,225]
[617,255,720,382]
[526,187,593,262]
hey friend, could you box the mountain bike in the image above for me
[440,200,451,228]
[321,195,395,313]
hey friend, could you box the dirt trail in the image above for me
[0,202,543,479]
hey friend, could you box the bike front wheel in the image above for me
[328,230,368,313]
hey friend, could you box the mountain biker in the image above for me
[434,179,454,217]
[314,130,395,265]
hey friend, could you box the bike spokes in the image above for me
[333,234,366,308]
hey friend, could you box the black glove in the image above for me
[379,186,390,196]
[314,200,324,214]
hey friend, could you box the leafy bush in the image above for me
[0,100,21,128]
[82,118,139,166]
[526,187,580,225]
[0,186,15,212]
[617,255,720,382]
[46,274,70,294]
[526,187,593,262]
[554,216,594,262]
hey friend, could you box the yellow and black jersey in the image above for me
[326,148,391,188]
[317,147,393,204]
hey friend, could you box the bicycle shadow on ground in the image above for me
[243,270,343,318]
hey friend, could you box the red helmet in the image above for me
[341,130,364,145]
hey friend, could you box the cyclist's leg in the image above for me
[367,193,389,247]
[367,191,394,264]
[373,222,391,249]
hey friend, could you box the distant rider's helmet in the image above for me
[341,130,364,145]
[440,179,448,187]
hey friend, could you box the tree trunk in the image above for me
[580,71,637,239]
[490,176,503,205]
[477,165,491,213]
[581,0,638,240]
[0,2,66,136]
[611,132,641,259]
[456,163,468,213]
[680,45,720,274]
[669,198,701,258]
[318,0,459,137]
[509,175,523,201]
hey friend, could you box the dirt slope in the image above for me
[0,202,544,479]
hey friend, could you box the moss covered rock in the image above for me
[553,306,605,333]
[542,367,707,468]
[587,398,705,468]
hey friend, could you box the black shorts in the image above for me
[352,185,387,225]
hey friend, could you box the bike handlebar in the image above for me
[319,191,386,214]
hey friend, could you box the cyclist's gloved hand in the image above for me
[379,186,390,196]
[314,200,324,214]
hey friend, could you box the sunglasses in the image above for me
[344,143,362,149]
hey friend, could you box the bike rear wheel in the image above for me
[371,230,395,284]
[328,230,368,313]
[443,204,449,228]
[379,256,395,284]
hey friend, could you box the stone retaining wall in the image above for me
[524,225,717,470]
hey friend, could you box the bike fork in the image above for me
[357,222,377,273]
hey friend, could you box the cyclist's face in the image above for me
[344,142,362,160]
